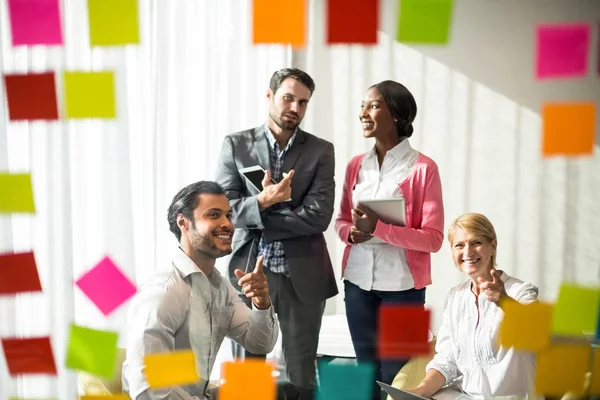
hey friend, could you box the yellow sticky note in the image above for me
[592,348,600,395]
[499,300,553,351]
[219,360,275,400]
[253,0,305,46]
[88,0,139,46]
[80,396,129,400]
[144,350,198,388]
[0,173,35,213]
[64,72,116,119]
[535,344,590,397]
[542,102,595,156]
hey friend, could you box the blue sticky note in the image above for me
[316,361,375,400]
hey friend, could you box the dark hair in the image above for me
[370,80,417,138]
[167,181,225,242]
[269,68,316,96]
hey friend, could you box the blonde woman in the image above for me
[409,213,539,399]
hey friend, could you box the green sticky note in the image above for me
[552,283,600,336]
[64,72,116,119]
[0,173,35,213]
[88,0,140,46]
[316,360,375,400]
[66,324,118,378]
[397,0,454,44]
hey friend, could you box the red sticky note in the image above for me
[536,23,590,79]
[4,73,59,121]
[0,251,43,295]
[253,0,305,46]
[378,305,431,359]
[7,0,63,46]
[1,337,57,376]
[327,0,379,44]
[542,102,595,156]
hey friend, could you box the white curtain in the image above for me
[0,1,287,398]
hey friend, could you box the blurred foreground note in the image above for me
[0,173,36,213]
[379,305,431,358]
[542,102,595,156]
[75,255,137,316]
[535,344,590,397]
[397,0,454,44]
[499,300,553,351]
[536,23,590,79]
[4,73,59,120]
[327,0,378,45]
[64,71,116,119]
[219,360,275,400]
[552,282,600,336]
[80,396,129,400]
[66,324,118,378]
[88,0,140,46]
[1,337,57,376]
[316,360,375,400]
[144,350,198,388]
[591,347,600,395]
[0,251,43,295]
[253,0,305,46]
[7,0,63,46]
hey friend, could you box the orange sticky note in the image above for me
[535,344,590,397]
[219,360,275,400]
[253,0,305,46]
[144,350,198,388]
[499,300,553,351]
[592,348,600,395]
[542,102,595,156]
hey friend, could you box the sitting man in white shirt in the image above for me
[122,181,294,399]
[407,213,540,400]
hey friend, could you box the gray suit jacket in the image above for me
[215,126,338,304]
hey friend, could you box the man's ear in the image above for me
[266,88,273,101]
[177,214,189,233]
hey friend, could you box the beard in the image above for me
[269,109,300,131]
[189,225,232,259]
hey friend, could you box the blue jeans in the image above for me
[344,280,426,400]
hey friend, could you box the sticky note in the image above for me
[499,300,553,351]
[379,305,431,359]
[327,0,378,45]
[7,0,63,46]
[536,23,590,79]
[253,0,305,46]
[1,337,57,376]
[0,173,36,214]
[65,324,118,378]
[219,360,275,400]
[397,0,454,44]
[542,102,595,156]
[88,0,140,46]
[535,344,590,397]
[144,350,198,388]
[591,347,600,395]
[75,256,136,316]
[0,252,43,295]
[4,73,59,121]
[80,396,129,400]
[552,282,600,336]
[64,72,116,119]
[316,360,375,400]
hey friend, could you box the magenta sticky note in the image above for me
[536,23,590,79]
[75,256,137,316]
[8,0,63,46]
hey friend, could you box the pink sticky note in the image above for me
[536,23,590,79]
[8,0,63,46]
[75,256,137,316]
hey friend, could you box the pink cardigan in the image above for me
[334,152,445,289]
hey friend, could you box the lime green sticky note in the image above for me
[397,0,454,44]
[64,72,116,119]
[66,324,118,378]
[552,283,600,336]
[88,0,140,46]
[0,173,35,214]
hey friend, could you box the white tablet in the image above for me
[356,198,406,244]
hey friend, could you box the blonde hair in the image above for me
[447,213,498,269]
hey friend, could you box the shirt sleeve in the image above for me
[508,280,539,305]
[123,282,203,400]
[426,290,461,384]
[225,282,278,355]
